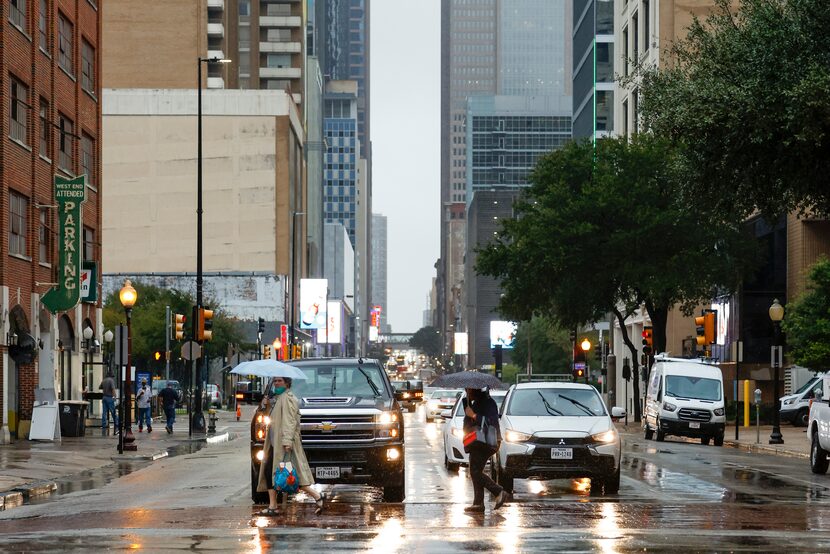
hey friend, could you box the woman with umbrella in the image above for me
[237,363,324,517]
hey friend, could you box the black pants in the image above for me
[469,445,502,505]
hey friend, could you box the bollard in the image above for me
[236,404,241,421]
[744,380,750,428]
[208,408,217,434]
[754,388,762,444]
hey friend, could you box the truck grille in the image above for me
[304,397,352,405]
[678,408,711,422]
[301,414,376,442]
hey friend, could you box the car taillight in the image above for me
[235,393,243,399]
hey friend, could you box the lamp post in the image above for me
[104,329,114,380]
[290,212,306,350]
[194,56,230,431]
[769,298,785,445]
[119,279,138,452]
[581,338,592,383]
[82,326,94,397]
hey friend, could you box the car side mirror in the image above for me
[439,409,452,419]
[611,407,626,419]
[817,389,824,401]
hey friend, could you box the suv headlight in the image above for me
[377,411,399,425]
[504,429,532,443]
[256,414,271,425]
[591,429,618,444]
[662,402,677,412]
[451,427,465,439]
[713,408,725,416]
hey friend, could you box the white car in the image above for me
[425,389,462,423]
[493,382,625,495]
[442,390,508,471]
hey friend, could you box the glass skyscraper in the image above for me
[572,0,615,139]
[323,83,360,246]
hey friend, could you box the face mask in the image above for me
[272,386,287,396]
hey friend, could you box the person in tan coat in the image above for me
[256,376,325,516]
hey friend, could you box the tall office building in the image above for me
[441,0,572,360]
[323,81,360,245]
[573,0,615,140]
[370,213,390,333]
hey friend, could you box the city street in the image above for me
[3,406,830,552]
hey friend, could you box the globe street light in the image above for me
[119,279,138,452]
[769,298,785,445]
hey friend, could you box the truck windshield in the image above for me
[665,376,722,401]
[294,365,389,399]
[795,377,820,396]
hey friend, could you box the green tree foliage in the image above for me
[637,0,830,219]
[409,326,442,358]
[510,317,572,375]
[782,258,830,370]
[476,136,756,420]
[102,282,244,372]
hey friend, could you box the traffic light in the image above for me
[695,310,716,347]
[294,344,302,359]
[172,313,185,341]
[263,343,271,359]
[257,317,265,336]
[642,326,653,355]
[595,341,606,362]
[197,307,214,341]
[492,345,503,377]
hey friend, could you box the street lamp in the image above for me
[82,325,94,398]
[580,338,592,383]
[103,329,114,380]
[119,279,138,452]
[194,56,231,432]
[769,298,785,445]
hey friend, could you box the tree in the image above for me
[103,282,244,371]
[782,258,830,370]
[510,317,572,375]
[476,136,756,420]
[637,0,830,220]
[409,326,442,358]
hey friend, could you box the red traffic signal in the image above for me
[642,326,654,355]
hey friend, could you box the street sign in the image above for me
[574,362,586,370]
[181,341,202,360]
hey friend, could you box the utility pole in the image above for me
[165,305,171,380]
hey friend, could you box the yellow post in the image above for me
[744,380,750,427]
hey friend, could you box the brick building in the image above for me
[1,0,103,442]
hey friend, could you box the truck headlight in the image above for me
[591,429,618,444]
[504,429,532,443]
[714,408,725,416]
[386,447,401,461]
[256,414,271,425]
[377,411,398,425]
[254,449,264,461]
[662,402,677,412]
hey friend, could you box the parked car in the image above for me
[250,358,406,503]
[492,382,624,495]
[442,389,507,471]
[151,379,183,407]
[808,375,830,474]
[780,373,825,426]
[206,384,223,408]
[643,355,726,445]
[426,389,462,423]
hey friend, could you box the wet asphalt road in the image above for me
[3,406,830,552]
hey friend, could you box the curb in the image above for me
[11,480,58,500]
[111,450,169,462]
[722,439,809,459]
[0,491,24,511]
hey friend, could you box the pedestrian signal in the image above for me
[572,367,585,380]
[154,351,162,361]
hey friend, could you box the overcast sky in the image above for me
[370,0,440,333]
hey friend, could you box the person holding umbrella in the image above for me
[463,386,508,513]
[254,374,325,517]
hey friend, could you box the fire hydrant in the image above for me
[208,408,218,434]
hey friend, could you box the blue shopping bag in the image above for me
[273,454,300,493]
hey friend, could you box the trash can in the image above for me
[58,401,88,437]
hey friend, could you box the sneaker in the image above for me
[148,426,152,433]
[464,505,485,514]
[494,491,510,510]
[166,426,172,434]
[138,427,143,433]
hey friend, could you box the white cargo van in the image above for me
[780,373,825,427]
[643,355,726,446]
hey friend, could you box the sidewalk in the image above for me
[0,405,250,511]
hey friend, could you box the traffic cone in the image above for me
[236,404,241,421]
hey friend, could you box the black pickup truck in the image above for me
[250,358,406,502]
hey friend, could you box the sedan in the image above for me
[425,389,462,423]
[442,389,507,472]
[493,382,625,495]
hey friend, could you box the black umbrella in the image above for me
[429,371,507,390]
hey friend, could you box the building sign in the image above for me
[42,176,87,313]
[280,324,288,360]
[300,278,328,329]
[454,332,468,355]
[369,306,381,342]
[369,326,379,342]
[711,299,730,346]
[80,261,98,302]
[489,321,517,349]
[325,301,341,344]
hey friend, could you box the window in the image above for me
[10,76,29,145]
[9,192,28,258]
[622,27,629,77]
[81,39,94,92]
[58,113,73,172]
[643,0,650,52]
[10,0,26,30]
[622,99,629,137]
[39,0,48,51]
[83,226,94,262]
[81,133,94,184]
[58,13,73,75]
[632,13,639,62]
[39,98,50,157]
[39,208,51,264]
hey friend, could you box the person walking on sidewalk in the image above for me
[136,378,153,433]
[99,372,119,433]
[158,381,178,434]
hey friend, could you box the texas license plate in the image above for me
[689,422,701,429]
[551,448,573,460]
[315,466,341,479]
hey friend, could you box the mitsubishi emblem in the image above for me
[558,439,566,445]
